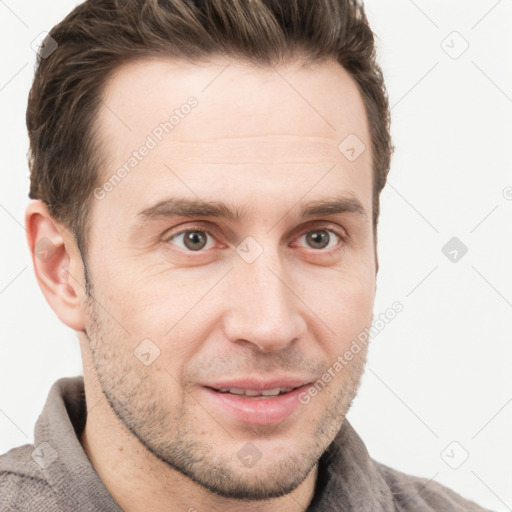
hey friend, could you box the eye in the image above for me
[167,229,216,251]
[296,229,341,250]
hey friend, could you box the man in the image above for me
[0,0,493,510]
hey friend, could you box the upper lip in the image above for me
[203,377,313,391]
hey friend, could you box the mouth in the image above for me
[200,379,312,425]
[208,386,299,398]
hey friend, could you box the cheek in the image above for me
[318,277,374,327]
[93,260,223,356]
[292,259,375,350]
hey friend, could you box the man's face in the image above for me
[82,57,376,499]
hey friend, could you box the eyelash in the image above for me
[163,223,346,254]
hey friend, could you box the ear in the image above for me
[25,199,87,332]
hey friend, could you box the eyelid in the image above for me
[164,223,221,249]
[297,220,347,237]
[291,226,345,251]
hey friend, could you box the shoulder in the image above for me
[0,444,62,511]
[375,460,494,511]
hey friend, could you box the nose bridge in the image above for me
[223,242,306,352]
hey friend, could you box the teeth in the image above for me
[219,388,245,395]
[245,389,261,396]
[217,387,294,396]
[260,388,282,396]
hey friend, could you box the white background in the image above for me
[1,1,511,510]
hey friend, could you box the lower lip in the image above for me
[201,385,309,426]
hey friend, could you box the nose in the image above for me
[222,250,307,352]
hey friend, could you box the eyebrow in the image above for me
[135,195,367,223]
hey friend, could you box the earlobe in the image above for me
[25,199,86,332]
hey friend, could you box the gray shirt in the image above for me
[0,377,493,511]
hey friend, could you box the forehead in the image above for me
[93,57,372,224]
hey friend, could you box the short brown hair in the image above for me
[27,0,393,256]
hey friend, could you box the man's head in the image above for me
[25,0,392,503]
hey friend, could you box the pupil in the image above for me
[185,231,206,250]
[307,231,329,249]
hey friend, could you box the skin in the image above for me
[26,57,378,512]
